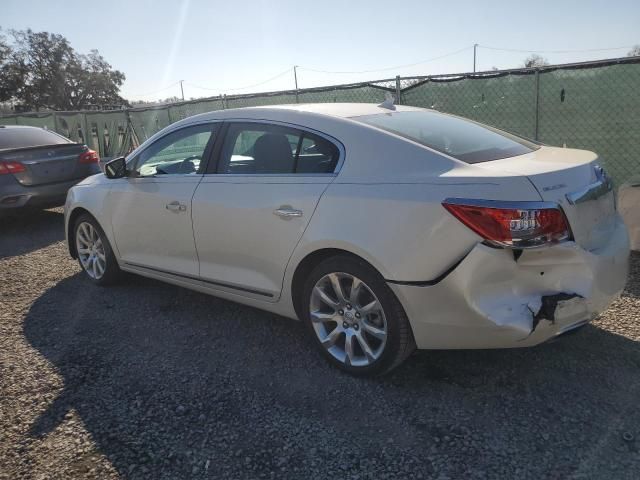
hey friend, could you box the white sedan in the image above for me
[64,103,630,375]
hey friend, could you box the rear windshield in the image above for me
[352,110,539,163]
[0,127,72,151]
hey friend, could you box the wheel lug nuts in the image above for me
[355,312,361,318]
[342,322,348,329]
[354,324,360,330]
[346,304,352,310]
[338,310,344,316]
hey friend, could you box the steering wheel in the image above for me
[178,155,201,173]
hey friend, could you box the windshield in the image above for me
[352,110,539,163]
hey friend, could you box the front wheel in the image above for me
[74,214,121,285]
[302,255,415,376]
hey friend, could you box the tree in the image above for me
[523,54,549,68]
[63,49,127,109]
[0,29,16,102]
[0,28,127,111]
[627,45,640,57]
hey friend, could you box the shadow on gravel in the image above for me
[626,251,640,299]
[0,208,65,259]
[23,272,640,479]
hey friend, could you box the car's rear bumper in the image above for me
[390,215,630,349]
[0,177,87,210]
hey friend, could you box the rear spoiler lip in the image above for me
[0,143,85,156]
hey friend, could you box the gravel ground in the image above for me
[1,208,639,480]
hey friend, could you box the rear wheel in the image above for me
[74,214,121,285]
[302,255,415,376]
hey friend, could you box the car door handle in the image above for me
[166,201,187,212]
[274,207,303,219]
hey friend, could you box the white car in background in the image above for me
[64,103,630,375]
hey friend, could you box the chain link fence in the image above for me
[1,56,639,186]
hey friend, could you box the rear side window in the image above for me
[218,123,339,174]
[0,127,72,150]
[353,111,539,163]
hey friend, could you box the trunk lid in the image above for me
[0,144,90,186]
[475,146,616,251]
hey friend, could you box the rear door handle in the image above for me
[274,207,303,219]
[166,201,187,212]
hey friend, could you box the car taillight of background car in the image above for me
[79,148,100,164]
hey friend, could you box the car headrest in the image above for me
[254,133,294,173]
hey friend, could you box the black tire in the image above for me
[302,255,415,376]
[73,213,121,286]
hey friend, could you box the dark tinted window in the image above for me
[296,133,340,173]
[353,111,539,163]
[218,123,339,174]
[0,127,72,150]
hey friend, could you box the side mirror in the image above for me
[104,156,127,179]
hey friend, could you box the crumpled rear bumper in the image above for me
[390,216,630,349]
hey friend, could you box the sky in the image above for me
[2,0,639,102]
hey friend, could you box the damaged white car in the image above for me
[64,103,630,375]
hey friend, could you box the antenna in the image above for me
[378,92,396,110]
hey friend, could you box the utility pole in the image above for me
[293,66,299,103]
[473,44,478,72]
[179,80,185,101]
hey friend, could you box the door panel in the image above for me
[108,122,216,276]
[192,176,330,299]
[110,176,201,275]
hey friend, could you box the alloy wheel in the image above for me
[309,272,388,367]
[76,221,107,280]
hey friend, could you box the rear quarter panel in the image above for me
[292,178,541,283]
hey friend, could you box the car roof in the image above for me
[254,103,425,118]
[175,102,426,127]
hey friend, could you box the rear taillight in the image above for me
[0,161,26,175]
[442,198,571,249]
[79,148,99,164]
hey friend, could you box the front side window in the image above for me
[352,111,539,164]
[218,123,339,174]
[133,123,215,176]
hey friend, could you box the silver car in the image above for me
[64,103,630,375]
